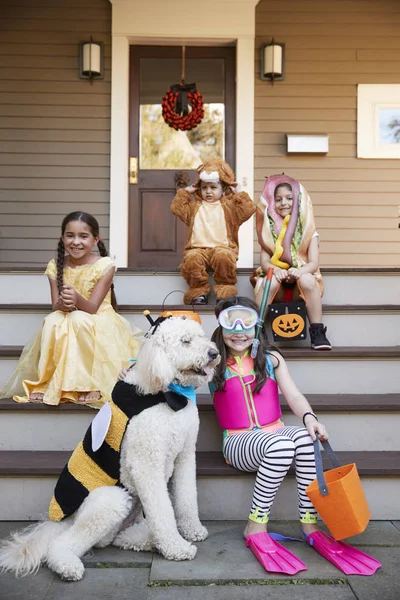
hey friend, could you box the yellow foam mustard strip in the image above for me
[270,215,290,269]
[68,442,118,490]
[49,496,64,522]
[300,510,318,524]
[105,401,129,452]
[249,508,269,524]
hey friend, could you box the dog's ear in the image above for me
[133,334,175,394]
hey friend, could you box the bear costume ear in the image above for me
[195,159,235,188]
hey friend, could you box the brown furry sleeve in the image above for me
[170,189,195,225]
[230,192,256,225]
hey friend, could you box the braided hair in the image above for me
[56,211,118,311]
[211,296,280,393]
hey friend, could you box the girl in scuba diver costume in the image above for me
[210,297,381,576]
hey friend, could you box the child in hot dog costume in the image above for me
[253,174,331,350]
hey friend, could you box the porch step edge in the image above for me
[1,394,400,413]
[1,450,399,477]
[4,346,400,359]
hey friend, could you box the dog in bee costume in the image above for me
[0,314,220,581]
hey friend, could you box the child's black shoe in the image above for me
[310,323,332,351]
[192,295,208,305]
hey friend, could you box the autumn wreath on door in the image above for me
[161,46,204,131]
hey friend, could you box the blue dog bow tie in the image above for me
[168,383,196,405]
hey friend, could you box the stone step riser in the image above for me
[1,310,399,347]
[197,476,400,521]
[0,475,397,521]
[0,273,399,306]
[1,357,399,394]
[1,410,398,452]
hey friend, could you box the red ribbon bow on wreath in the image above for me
[162,82,204,131]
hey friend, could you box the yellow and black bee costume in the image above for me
[49,380,188,521]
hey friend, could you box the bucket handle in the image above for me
[162,290,198,314]
[313,436,341,497]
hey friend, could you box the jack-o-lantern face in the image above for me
[272,314,305,338]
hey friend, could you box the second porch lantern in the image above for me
[79,38,104,80]
[261,40,285,82]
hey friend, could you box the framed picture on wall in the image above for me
[357,84,400,158]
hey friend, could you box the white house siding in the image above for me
[0,0,111,267]
[254,0,400,268]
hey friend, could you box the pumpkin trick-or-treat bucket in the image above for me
[160,309,202,324]
[159,290,202,325]
[268,300,307,342]
[306,438,371,540]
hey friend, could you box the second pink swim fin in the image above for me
[246,532,308,575]
[304,531,382,576]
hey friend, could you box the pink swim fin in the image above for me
[246,532,308,575]
[304,531,382,576]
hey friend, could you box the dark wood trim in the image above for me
[2,345,400,359]
[1,267,400,274]
[1,450,399,477]
[1,304,399,313]
[196,451,400,477]
[0,346,23,357]
[278,346,400,358]
[1,393,399,413]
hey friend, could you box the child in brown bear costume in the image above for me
[171,160,255,305]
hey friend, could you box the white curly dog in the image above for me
[0,316,220,581]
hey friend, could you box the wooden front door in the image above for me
[128,46,235,269]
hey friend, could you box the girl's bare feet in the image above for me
[29,393,44,403]
[78,391,101,403]
[243,520,267,539]
[301,522,320,535]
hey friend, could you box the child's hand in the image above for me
[118,367,130,381]
[274,267,288,283]
[61,285,78,308]
[185,185,197,194]
[287,267,301,280]
[229,182,241,193]
[58,299,73,313]
[305,419,328,442]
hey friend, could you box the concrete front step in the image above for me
[1,394,399,452]
[0,269,399,306]
[1,304,400,347]
[2,345,399,394]
[0,450,399,521]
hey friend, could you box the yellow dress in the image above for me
[0,257,143,409]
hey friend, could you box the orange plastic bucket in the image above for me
[160,291,202,325]
[306,439,370,540]
[160,310,202,325]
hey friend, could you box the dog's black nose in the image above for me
[208,349,219,361]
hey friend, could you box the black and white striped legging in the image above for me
[223,426,317,523]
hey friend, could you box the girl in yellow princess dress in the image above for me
[0,211,142,408]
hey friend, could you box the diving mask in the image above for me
[218,305,259,334]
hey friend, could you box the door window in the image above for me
[139,57,225,169]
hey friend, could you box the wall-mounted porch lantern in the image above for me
[79,38,104,81]
[260,40,285,82]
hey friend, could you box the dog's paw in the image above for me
[113,523,153,552]
[158,539,197,561]
[48,555,85,582]
[179,523,208,542]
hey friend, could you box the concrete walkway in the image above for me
[1,521,400,600]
